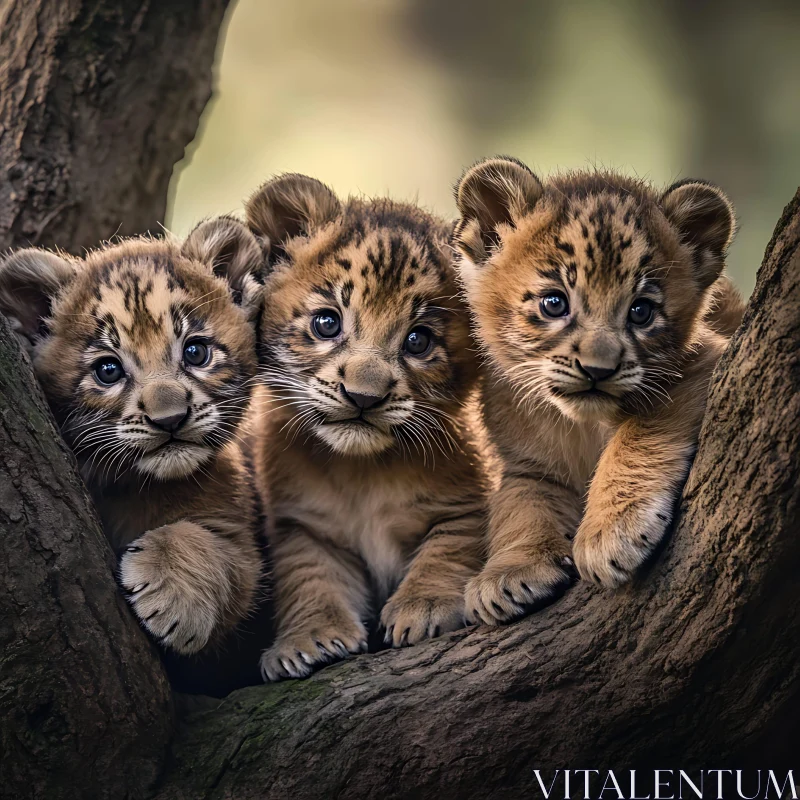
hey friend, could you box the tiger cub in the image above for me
[246,174,487,681]
[451,157,744,623]
[0,219,267,655]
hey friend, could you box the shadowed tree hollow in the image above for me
[1,2,799,799]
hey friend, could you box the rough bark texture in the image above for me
[0,1,229,798]
[155,192,800,800]
[0,0,229,254]
[0,316,172,800]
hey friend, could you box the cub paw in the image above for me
[260,621,368,682]
[573,495,673,588]
[465,550,577,625]
[118,535,218,655]
[380,592,466,647]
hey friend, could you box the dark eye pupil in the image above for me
[313,311,341,338]
[94,359,123,384]
[405,327,431,355]
[629,300,653,325]
[541,293,569,317]
[184,342,209,366]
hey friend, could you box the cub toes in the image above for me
[573,512,672,589]
[465,556,577,626]
[380,595,466,647]
[573,532,650,588]
[260,628,368,682]
[574,492,676,588]
[118,541,216,655]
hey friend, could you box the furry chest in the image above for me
[280,478,431,596]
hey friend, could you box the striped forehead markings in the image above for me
[88,267,212,357]
[565,262,577,288]
[562,199,656,286]
[341,280,354,309]
[362,234,415,291]
[316,237,444,310]
[170,303,184,338]
[521,198,662,312]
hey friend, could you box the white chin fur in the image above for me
[135,443,213,480]
[548,391,618,423]
[313,422,395,456]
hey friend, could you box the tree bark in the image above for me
[0,0,229,254]
[0,315,173,800]
[154,191,800,800]
[0,2,228,798]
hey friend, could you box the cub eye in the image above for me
[312,310,342,339]
[540,292,570,318]
[629,299,654,326]
[183,340,211,367]
[93,358,125,386]
[404,326,432,356]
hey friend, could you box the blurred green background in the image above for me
[167,0,800,295]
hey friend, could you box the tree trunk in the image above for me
[0,0,229,254]
[154,191,800,800]
[0,2,228,798]
[0,315,173,800]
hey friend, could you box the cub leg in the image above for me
[573,412,698,588]
[380,511,485,646]
[260,525,370,682]
[465,474,580,625]
[118,520,261,655]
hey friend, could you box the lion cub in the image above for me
[246,174,487,681]
[0,219,267,655]
[452,157,744,623]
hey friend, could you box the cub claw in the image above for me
[379,593,466,647]
[464,553,577,625]
[118,533,218,655]
[261,622,368,682]
[573,496,674,588]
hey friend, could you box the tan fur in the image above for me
[246,174,488,680]
[452,158,742,622]
[0,219,267,654]
[705,274,746,337]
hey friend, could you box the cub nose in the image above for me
[576,361,619,383]
[145,409,189,433]
[341,385,388,410]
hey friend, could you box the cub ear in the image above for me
[453,156,544,265]
[660,179,735,290]
[182,216,266,307]
[244,173,341,255]
[0,248,76,348]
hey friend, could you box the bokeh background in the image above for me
[167,0,800,295]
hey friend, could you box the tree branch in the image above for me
[156,189,800,800]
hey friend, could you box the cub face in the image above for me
[453,157,735,423]
[246,174,475,458]
[0,218,265,481]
